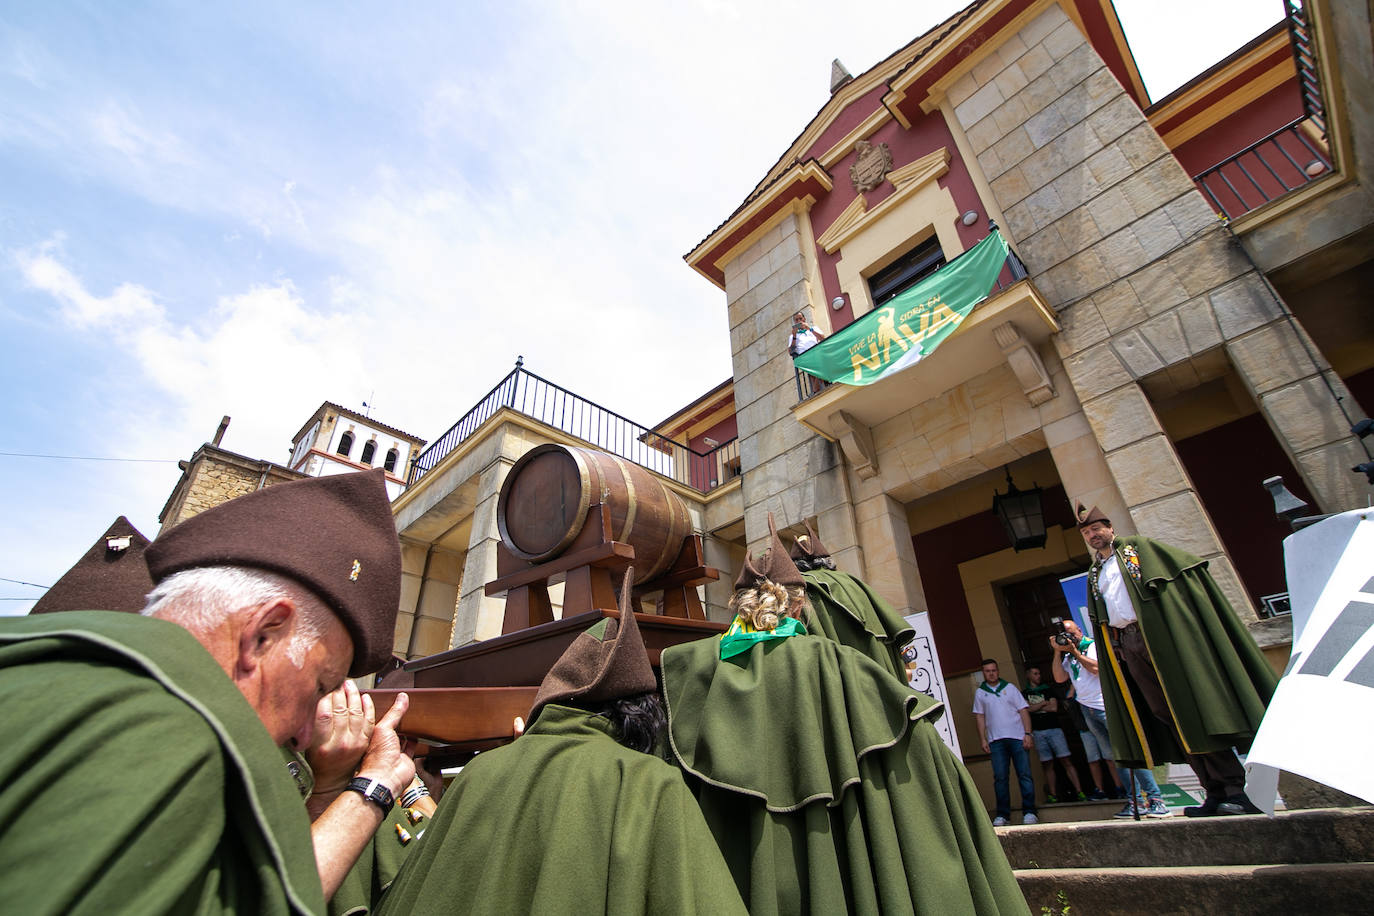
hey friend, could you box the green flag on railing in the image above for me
[794,230,1011,386]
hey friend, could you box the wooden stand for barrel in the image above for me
[395,444,724,765]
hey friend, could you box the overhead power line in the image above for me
[1,577,50,590]
[0,450,177,464]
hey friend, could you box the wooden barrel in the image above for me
[496,444,693,583]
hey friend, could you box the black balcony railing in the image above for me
[407,358,740,494]
[1192,118,1331,221]
[793,225,1030,402]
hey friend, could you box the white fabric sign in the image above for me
[1245,510,1374,806]
[901,612,961,757]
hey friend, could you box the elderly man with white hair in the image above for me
[0,469,411,914]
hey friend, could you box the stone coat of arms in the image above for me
[850,140,894,192]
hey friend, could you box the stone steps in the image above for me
[1001,807,1374,915]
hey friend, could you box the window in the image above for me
[360,440,377,466]
[868,235,945,306]
[384,448,399,473]
[336,431,354,458]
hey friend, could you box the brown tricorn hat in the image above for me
[528,567,656,724]
[1076,503,1111,529]
[145,468,401,677]
[735,513,805,590]
[788,519,832,563]
[31,516,155,615]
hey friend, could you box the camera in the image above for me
[1051,616,1073,647]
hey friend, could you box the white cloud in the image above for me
[16,240,162,328]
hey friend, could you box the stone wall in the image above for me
[723,212,854,558]
[159,447,302,532]
[944,3,1371,617]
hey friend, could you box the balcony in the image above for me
[1192,118,1332,221]
[407,360,739,495]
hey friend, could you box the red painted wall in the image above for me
[1173,411,1316,603]
[1171,81,1304,178]
[688,414,738,451]
[911,484,1079,675]
[804,107,994,334]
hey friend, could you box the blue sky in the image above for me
[0,0,1284,611]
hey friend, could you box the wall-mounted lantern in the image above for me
[993,466,1047,551]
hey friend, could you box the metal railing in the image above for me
[407,358,740,494]
[792,225,1029,402]
[1285,0,1326,139]
[1192,118,1331,221]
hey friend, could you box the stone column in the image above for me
[1225,312,1371,512]
[406,547,463,658]
[452,456,515,646]
[849,493,928,615]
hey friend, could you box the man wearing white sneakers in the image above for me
[972,659,1038,826]
[1052,619,1171,819]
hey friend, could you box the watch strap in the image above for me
[345,776,395,815]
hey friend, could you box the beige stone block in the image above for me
[956,80,1006,128]
[1210,273,1283,339]
[1047,246,1113,301]
[1044,410,1093,448]
[1260,376,1354,453]
[993,58,1030,99]
[1226,321,1322,396]
[1175,296,1223,356]
[1128,259,1191,316]
[1016,42,1055,84]
[1025,103,1070,148]
[1089,95,1147,148]
[1131,207,1185,261]
[1081,189,1128,242]
[1051,298,1110,357]
[745,253,773,290]
[928,421,974,466]
[996,31,1029,67]
[1165,191,1221,240]
[1205,556,1258,623]
[1081,384,1161,452]
[971,49,1007,88]
[966,365,1014,409]
[991,126,1034,174]
[1111,328,1165,378]
[1065,341,1133,399]
[1097,225,1152,280]
[1117,122,1169,170]
[896,435,939,479]
[970,401,1006,453]
[1052,161,1105,212]
[1037,370,1082,425]
[1020,69,1063,116]
[1020,4,1070,47]
[1044,24,1092,73]
[1004,199,1038,243]
[1086,145,1133,189]
[967,112,1003,154]
[1022,222,1070,271]
[1053,206,1102,255]
[1139,311,1190,366]
[1104,434,1190,506]
[1120,158,1187,217]
[1129,491,1224,559]
[991,93,1031,138]
[1093,281,1146,332]
[1023,183,1067,230]
[872,411,916,453]
[1295,437,1374,513]
[1049,433,1118,504]
[947,72,982,109]
[1002,392,1042,441]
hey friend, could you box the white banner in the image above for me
[1245,509,1374,805]
[901,612,961,757]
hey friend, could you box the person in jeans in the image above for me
[1052,619,1171,818]
[972,658,1037,826]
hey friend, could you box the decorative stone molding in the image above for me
[994,321,1056,406]
[816,147,952,254]
[829,409,880,480]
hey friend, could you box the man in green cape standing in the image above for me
[662,516,1027,915]
[0,469,414,914]
[1077,505,1277,817]
[377,570,748,916]
[789,520,913,682]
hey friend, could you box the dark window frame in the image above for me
[867,234,946,306]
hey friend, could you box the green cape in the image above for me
[662,635,1028,915]
[1087,536,1277,767]
[377,704,747,916]
[0,611,324,915]
[801,569,914,682]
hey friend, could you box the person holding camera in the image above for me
[787,310,826,357]
[1051,617,1171,818]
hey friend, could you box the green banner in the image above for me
[794,230,1011,386]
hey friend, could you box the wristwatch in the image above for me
[344,777,395,816]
